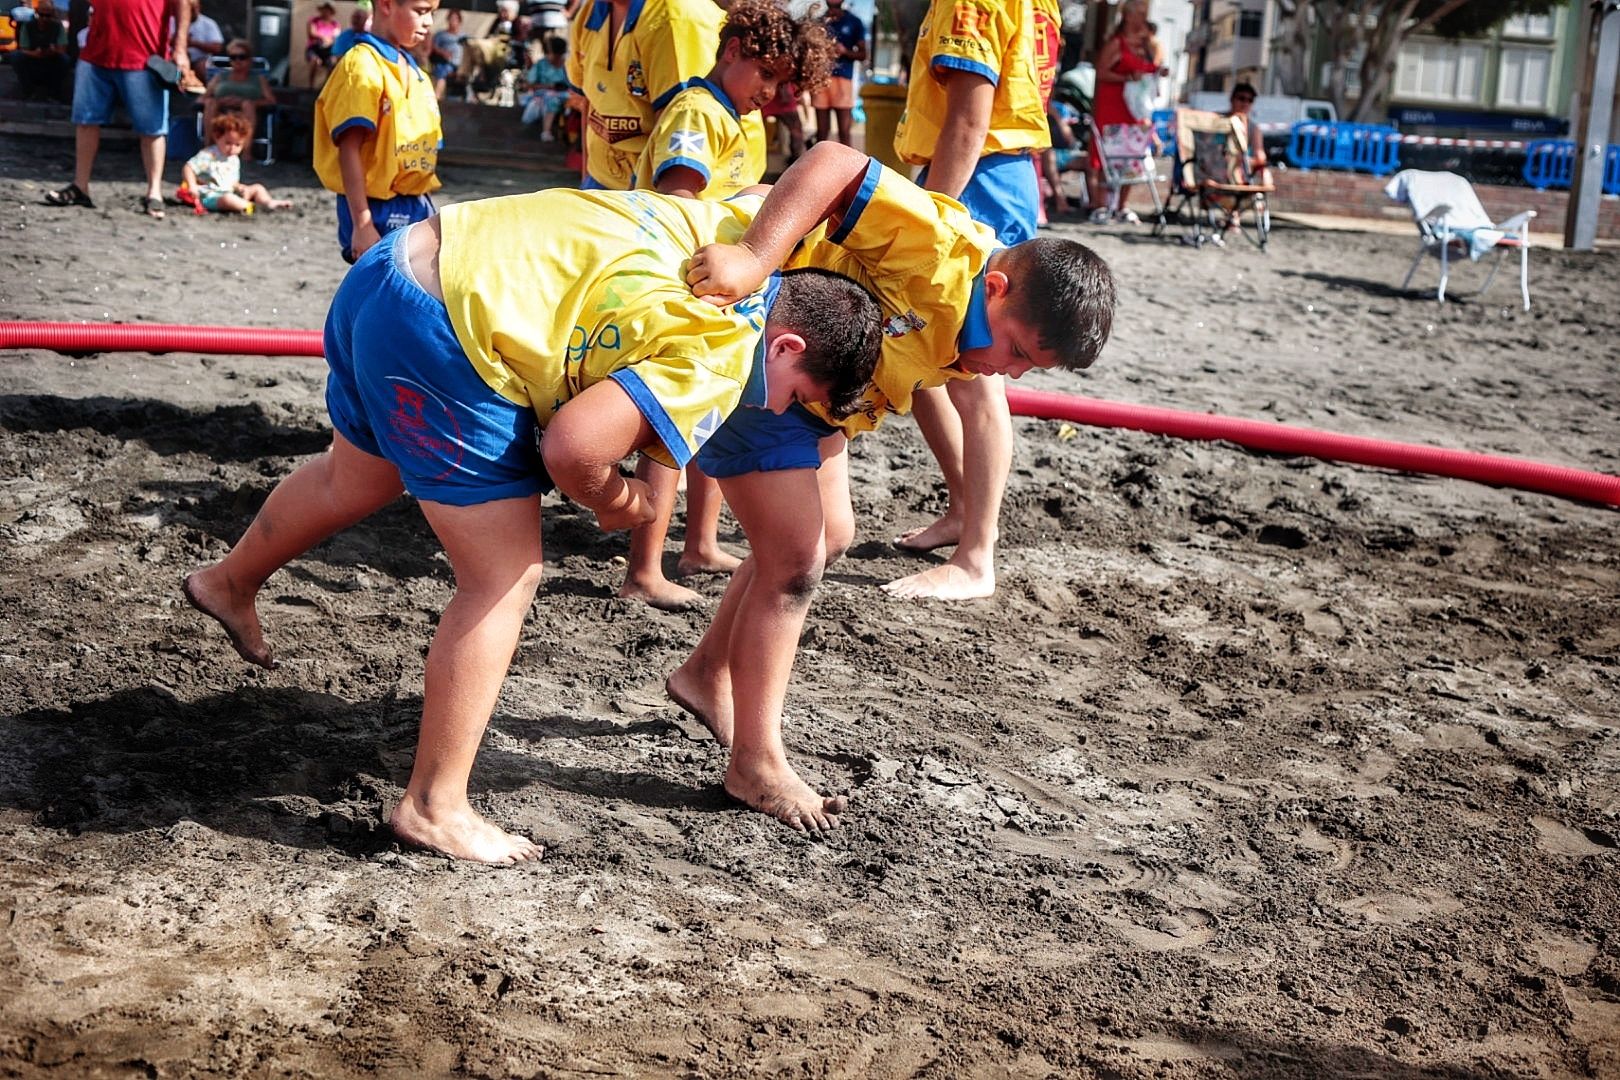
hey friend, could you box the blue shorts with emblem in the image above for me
[324,228,549,506]
[694,402,838,479]
[335,192,436,264]
[920,150,1040,245]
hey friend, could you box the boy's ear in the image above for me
[720,37,742,63]
[984,269,1010,299]
[764,327,807,366]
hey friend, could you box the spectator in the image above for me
[760,80,805,164]
[1086,0,1161,223]
[305,0,338,85]
[517,33,566,137]
[185,0,221,71]
[203,38,276,157]
[44,0,194,218]
[811,0,863,146]
[182,112,292,212]
[331,0,370,60]
[14,0,73,102]
[429,7,462,99]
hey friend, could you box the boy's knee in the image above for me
[756,545,825,604]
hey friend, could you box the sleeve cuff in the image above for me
[931,55,999,86]
[827,156,882,245]
[608,369,693,468]
[331,116,377,138]
[654,157,712,183]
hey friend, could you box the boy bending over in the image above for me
[667,142,1115,833]
[185,187,881,864]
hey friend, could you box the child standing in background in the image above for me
[183,113,293,212]
[618,0,834,609]
[314,0,442,262]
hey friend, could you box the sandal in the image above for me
[142,196,166,220]
[44,183,94,208]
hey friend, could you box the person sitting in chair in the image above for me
[203,39,276,159]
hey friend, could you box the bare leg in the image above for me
[814,107,831,144]
[213,192,252,212]
[620,455,701,609]
[711,468,845,833]
[72,123,100,194]
[884,374,1009,600]
[184,431,404,668]
[834,107,853,146]
[893,383,967,552]
[676,462,741,577]
[388,494,545,865]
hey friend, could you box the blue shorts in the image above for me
[335,192,436,264]
[71,60,168,136]
[694,402,838,479]
[324,229,549,507]
[921,150,1040,245]
[431,60,456,81]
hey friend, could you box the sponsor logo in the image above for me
[883,310,927,338]
[626,59,647,98]
[592,112,644,143]
[384,378,462,480]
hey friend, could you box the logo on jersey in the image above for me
[883,310,927,338]
[692,407,724,449]
[626,59,647,98]
[668,129,706,155]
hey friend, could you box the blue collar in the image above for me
[586,0,647,33]
[737,273,784,407]
[957,267,992,354]
[355,31,420,71]
[688,76,740,120]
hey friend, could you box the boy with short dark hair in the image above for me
[184,184,881,865]
[666,142,1115,835]
[618,0,835,610]
[314,0,441,263]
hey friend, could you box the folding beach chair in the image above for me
[1088,118,1165,222]
[1383,169,1535,311]
[1155,108,1273,250]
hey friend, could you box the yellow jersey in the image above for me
[634,78,767,199]
[313,33,442,199]
[567,0,721,190]
[894,0,1050,165]
[791,158,998,435]
[437,189,776,469]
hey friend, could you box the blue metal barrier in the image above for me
[1524,139,1620,195]
[1287,121,1401,176]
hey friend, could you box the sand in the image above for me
[1,137,1617,1078]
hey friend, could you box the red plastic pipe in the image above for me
[0,321,325,357]
[2,321,1615,508]
[1006,386,1620,508]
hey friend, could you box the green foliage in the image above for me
[1429,0,1564,39]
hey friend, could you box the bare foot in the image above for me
[182,567,277,668]
[665,664,733,747]
[893,515,961,553]
[725,758,846,836]
[388,794,542,866]
[881,561,995,601]
[618,575,703,611]
[675,548,742,578]
[268,199,292,211]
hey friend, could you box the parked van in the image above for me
[1187,92,1337,125]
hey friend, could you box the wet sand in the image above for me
[2,137,1617,1077]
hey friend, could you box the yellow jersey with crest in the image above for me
[634,78,767,199]
[789,158,997,435]
[567,0,721,190]
[436,189,775,469]
[894,0,1050,164]
[314,34,442,198]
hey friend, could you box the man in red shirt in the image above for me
[44,0,195,218]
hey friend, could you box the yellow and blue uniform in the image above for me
[322,188,785,507]
[893,0,1050,245]
[634,78,766,199]
[314,33,442,260]
[697,158,998,478]
[567,0,721,190]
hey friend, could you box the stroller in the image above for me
[1155,109,1274,249]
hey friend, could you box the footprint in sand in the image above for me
[1096,901,1217,951]
[1530,815,1616,857]
[1291,821,1356,871]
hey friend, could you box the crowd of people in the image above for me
[29,0,1259,865]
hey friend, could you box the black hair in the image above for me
[770,268,881,419]
[1000,238,1116,371]
[1232,81,1258,99]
